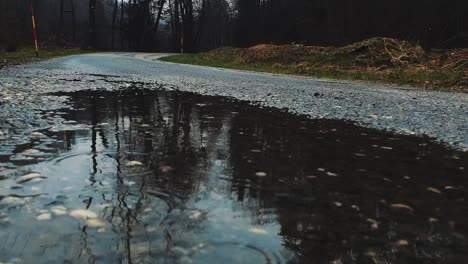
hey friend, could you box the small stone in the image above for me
[86,218,106,228]
[248,227,269,235]
[18,173,42,183]
[23,149,40,154]
[189,211,207,220]
[69,209,98,220]
[255,172,267,177]
[37,213,52,221]
[146,226,158,233]
[63,120,77,124]
[327,172,338,177]
[31,132,45,137]
[51,206,67,216]
[97,228,106,233]
[334,202,343,207]
[1,197,20,204]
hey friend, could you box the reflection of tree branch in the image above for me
[90,96,98,186]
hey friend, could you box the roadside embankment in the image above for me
[161,38,468,92]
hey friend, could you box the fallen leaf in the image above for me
[390,203,414,211]
[396,240,409,246]
[426,187,442,194]
[127,161,143,166]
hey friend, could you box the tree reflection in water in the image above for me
[0,88,466,263]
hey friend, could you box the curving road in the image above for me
[1,53,467,149]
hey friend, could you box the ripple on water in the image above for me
[0,88,467,263]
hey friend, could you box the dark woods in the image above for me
[0,0,467,52]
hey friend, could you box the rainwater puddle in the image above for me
[0,88,467,263]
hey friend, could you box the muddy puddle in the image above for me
[0,88,467,263]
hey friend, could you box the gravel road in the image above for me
[0,53,467,150]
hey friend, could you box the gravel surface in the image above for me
[1,52,467,150]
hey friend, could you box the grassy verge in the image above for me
[160,39,467,92]
[0,48,87,69]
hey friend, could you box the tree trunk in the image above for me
[154,0,167,34]
[89,0,96,49]
[112,0,118,49]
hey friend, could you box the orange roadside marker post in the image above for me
[30,1,39,57]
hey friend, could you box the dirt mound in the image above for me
[336,37,425,67]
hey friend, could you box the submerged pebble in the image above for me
[23,149,40,154]
[37,213,52,221]
[1,196,20,204]
[249,227,269,235]
[31,132,45,138]
[69,209,98,220]
[86,218,106,228]
[17,173,43,184]
[146,226,158,233]
[51,206,67,216]
[256,172,267,177]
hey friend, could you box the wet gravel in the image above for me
[0,53,467,150]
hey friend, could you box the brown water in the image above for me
[0,88,467,264]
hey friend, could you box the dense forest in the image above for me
[0,0,467,52]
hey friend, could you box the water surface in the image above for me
[0,88,467,263]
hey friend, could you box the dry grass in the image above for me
[0,47,86,69]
